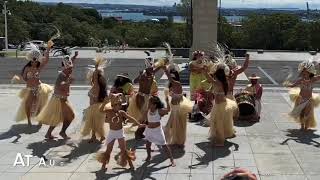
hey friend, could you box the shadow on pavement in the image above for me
[0,124,41,143]
[189,141,239,169]
[94,168,131,180]
[281,129,320,147]
[234,120,257,127]
[61,139,102,164]
[133,155,171,180]
[27,139,67,161]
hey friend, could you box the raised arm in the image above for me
[159,96,170,116]
[133,71,143,84]
[39,40,54,70]
[71,51,79,63]
[234,54,250,75]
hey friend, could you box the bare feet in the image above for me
[145,156,151,162]
[89,136,96,143]
[45,134,56,140]
[99,137,105,143]
[59,132,70,139]
[28,121,32,127]
[100,163,107,171]
[170,160,176,167]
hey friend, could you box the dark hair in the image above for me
[214,68,229,95]
[169,69,180,88]
[21,61,40,76]
[97,73,107,102]
[113,76,132,88]
[150,96,164,109]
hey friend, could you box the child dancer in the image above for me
[97,93,145,171]
[82,55,109,143]
[143,95,175,166]
[284,60,320,131]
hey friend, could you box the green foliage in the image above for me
[1,0,320,50]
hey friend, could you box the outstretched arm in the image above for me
[312,75,320,83]
[121,110,145,127]
[234,54,250,75]
[286,79,302,88]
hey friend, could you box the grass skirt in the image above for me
[288,88,320,128]
[165,97,193,145]
[209,99,237,144]
[227,93,239,119]
[15,83,53,122]
[127,93,149,124]
[81,103,106,138]
[36,95,74,126]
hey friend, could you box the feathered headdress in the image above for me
[26,43,42,62]
[86,54,110,82]
[144,51,154,68]
[62,55,73,69]
[207,43,231,76]
[298,58,316,75]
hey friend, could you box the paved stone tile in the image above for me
[234,159,256,167]
[22,172,72,180]
[308,175,320,180]
[260,175,308,180]
[245,122,281,136]
[0,172,25,180]
[69,172,118,180]
[190,151,213,174]
[249,135,292,154]
[233,152,255,160]
[167,153,192,174]
[166,173,190,180]
[189,174,213,180]
[254,154,303,175]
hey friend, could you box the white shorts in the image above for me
[106,129,125,145]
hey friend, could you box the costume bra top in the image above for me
[26,71,40,80]
[148,110,161,123]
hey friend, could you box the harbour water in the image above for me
[100,11,244,23]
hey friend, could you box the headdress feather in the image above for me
[26,43,42,62]
[86,54,110,82]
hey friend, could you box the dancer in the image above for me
[110,73,134,108]
[189,50,211,100]
[97,93,145,171]
[36,51,79,139]
[128,55,163,139]
[15,41,54,126]
[164,66,193,147]
[245,74,263,121]
[225,54,250,98]
[143,95,175,166]
[205,62,237,147]
[285,60,320,131]
[82,55,108,143]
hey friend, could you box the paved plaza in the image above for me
[0,86,319,180]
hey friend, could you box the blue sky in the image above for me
[31,0,320,9]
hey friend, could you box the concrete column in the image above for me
[191,0,218,55]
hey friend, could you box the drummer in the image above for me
[244,74,263,121]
